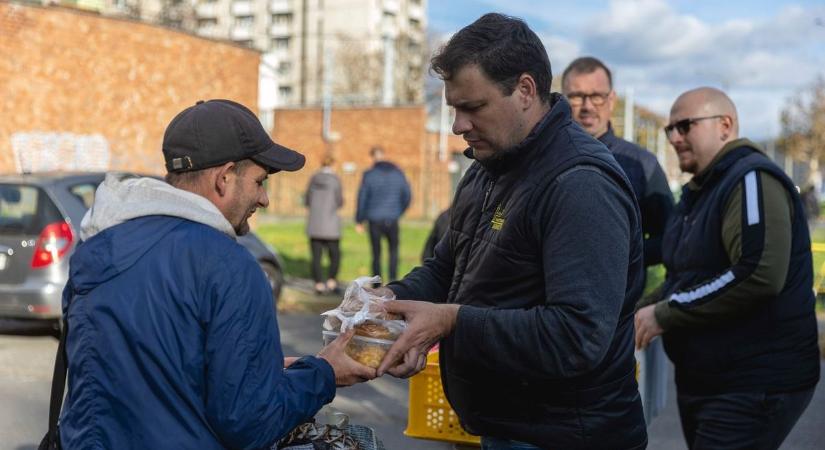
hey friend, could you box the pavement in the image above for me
[0,284,823,450]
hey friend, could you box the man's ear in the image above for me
[213,162,236,197]
[515,73,539,108]
[719,115,735,141]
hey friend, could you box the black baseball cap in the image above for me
[162,99,305,173]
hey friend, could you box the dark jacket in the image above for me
[599,125,674,266]
[60,210,335,448]
[389,95,647,449]
[355,161,411,223]
[659,143,820,395]
[421,208,450,262]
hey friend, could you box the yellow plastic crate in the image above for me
[405,351,481,446]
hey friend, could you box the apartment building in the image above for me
[214,0,428,107]
[85,0,426,107]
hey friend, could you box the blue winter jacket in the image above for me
[59,215,335,449]
[355,161,411,223]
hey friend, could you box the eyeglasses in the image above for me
[664,115,725,137]
[566,92,611,107]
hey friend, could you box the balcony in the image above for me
[197,26,223,39]
[196,2,218,18]
[383,0,400,14]
[269,23,291,36]
[231,1,253,16]
[406,24,423,42]
[381,22,399,39]
[269,0,291,13]
[231,26,252,41]
[272,47,291,62]
[407,2,424,20]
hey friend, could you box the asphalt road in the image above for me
[0,314,822,450]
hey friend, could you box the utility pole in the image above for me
[623,87,635,143]
[382,33,395,106]
[322,42,339,159]
[438,86,449,162]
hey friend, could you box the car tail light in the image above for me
[31,221,74,269]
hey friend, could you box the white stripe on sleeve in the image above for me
[670,271,736,304]
[745,171,759,226]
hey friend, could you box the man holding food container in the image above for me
[55,100,376,449]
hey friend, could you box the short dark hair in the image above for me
[369,146,384,158]
[431,13,552,104]
[561,56,613,91]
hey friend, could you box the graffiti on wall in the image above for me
[10,132,111,173]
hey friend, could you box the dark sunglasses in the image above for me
[664,115,725,137]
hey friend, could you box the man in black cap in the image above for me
[58,99,375,449]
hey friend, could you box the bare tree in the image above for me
[780,76,825,187]
[331,35,384,105]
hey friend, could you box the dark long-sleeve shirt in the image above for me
[599,125,674,266]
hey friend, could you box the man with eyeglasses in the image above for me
[635,87,820,449]
[562,57,674,270]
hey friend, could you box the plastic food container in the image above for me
[322,330,395,369]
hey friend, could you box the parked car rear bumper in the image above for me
[0,282,63,319]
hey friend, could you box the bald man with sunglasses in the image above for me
[635,87,820,450]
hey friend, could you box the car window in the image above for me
[0,184,63,235]
[69,183,98,210]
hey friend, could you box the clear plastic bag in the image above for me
[321,276,406,368]
[321,276,406,340]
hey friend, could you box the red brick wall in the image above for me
[269,106,462,220]
[0,3,259,174]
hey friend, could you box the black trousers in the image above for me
[677,387,814,450]
[309,238,340,283]
[368,220,399,281]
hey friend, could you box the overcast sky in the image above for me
[428,0,825,140]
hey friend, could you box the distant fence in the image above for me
[266,165,454,221]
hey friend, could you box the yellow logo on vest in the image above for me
[491,203,506,231]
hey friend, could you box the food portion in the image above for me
[323,331,393,369]
[322,276,407,369]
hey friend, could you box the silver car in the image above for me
[0,172,285,333]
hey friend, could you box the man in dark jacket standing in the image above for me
[355,146,411,281]
[374,13,647,450]
[562,56,674,268]
[562,56,674,424]
[59,100,375,449]
[635,87,820,450]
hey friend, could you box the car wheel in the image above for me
[259,262,284,305]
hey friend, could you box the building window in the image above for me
[272,13,293,24]
[235,16,254,27]
[273,37,290,49]
[198,18,218,27]
[279,86,292,99]
[278,61,291,75]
